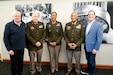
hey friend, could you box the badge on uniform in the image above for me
[57,29,59,32]
[56,23,60,26]
[48,24,51,28]
[67,26,71,30]
[49,30,51,32]
[76,24,81,29]
[39,25,43,28]
[30,26,34,30]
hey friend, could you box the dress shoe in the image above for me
[37,71,43,75]
[66,71,71,75]
[30,73,35,75]
[51,69,55,74]
[17,72,23,75]
[56,68,58,72]
[39,71,43,75]
[80,70,89,75]
[76,72,80,75]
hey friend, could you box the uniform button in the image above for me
[53,35,55,37]
[71,38,73,41]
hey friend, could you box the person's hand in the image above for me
[68,43,73,48]
[35,42,41,47]
[8,50,14,56]
[68,43,76,49]
[50,42,56,46]
[71,43,77,49]
[92,49,97,54]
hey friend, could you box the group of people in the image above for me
[3,10,103,75]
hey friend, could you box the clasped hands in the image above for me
[68,43,77,49]
[35,42,41,47]
[50,42,56,46]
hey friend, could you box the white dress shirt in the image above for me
[86,20,95,36]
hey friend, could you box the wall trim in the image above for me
[2,59,113,70]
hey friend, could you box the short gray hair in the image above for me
[11,11,21,17]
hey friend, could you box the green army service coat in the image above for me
[46,21,63,45]
[26,21,45,51]
[64,21,84,51]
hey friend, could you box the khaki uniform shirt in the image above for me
[26,21,45,50]
[64,21,84,51]
[46,21,63,45]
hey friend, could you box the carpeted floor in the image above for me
[0,61,113,75]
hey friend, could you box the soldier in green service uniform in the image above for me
[26,12,45,75]
[46,12,63,74]
[64,12,84,75]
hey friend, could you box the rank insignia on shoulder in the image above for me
[56,23,60,26]
[39,25,43,28]
[67,26,71,30]
[48,24,51,28]
[30,26,34,30]
[76,24,81,29]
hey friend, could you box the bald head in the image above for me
[71,12,78,22]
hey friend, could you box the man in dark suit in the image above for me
[26,12,45,75]
[64,12,84,75]
[3,11,26,75]
[81,10,103,75]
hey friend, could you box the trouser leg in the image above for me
[10,49,24,75]
[85,51,96,75]
[66,50,73,72]
[73,51,81,73]
[54,45,61,70]
[17,50,24,75]
[36,49,43,72]
[29,51,36,74]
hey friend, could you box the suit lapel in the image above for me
[87,21,96,35]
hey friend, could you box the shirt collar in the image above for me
[72,21,77,25]
[88,19,95,25]
[14,21,22,26]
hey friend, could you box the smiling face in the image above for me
[13,11,21,23]
[88,10,96,22]
[31,12,39,23]
[51,12,57,22]
[71,12,78,23]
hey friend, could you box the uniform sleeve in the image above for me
[39,24,46,43]
[3,23,12,51]
[76,24,84,46]
[56,23,63,44]
[26,24,37,45]
[45,24,51,44]
[64,24,70,43]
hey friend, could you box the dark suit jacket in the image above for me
[3,21,26,51]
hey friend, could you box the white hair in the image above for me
[11,11,21,17]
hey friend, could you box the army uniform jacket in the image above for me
[46,21,63,45]
[64,21,84,51]
[26,21,45,50]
